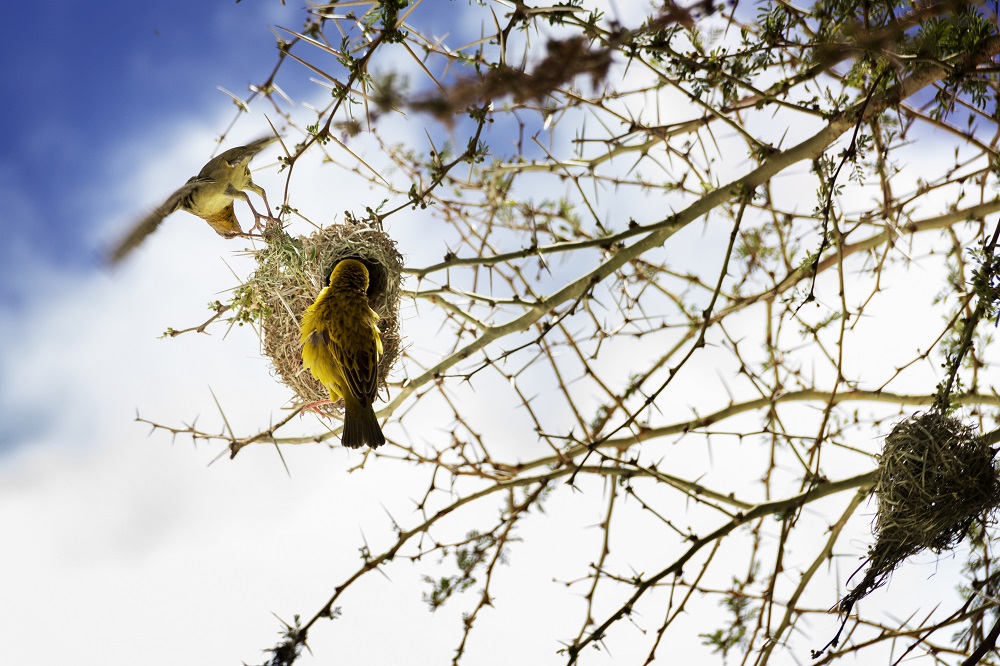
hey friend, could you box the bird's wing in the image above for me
[107,180,202,265]
[213,135,280,170]
[333,328,380,404]
[302,324,345,402]
[242,134,280,156]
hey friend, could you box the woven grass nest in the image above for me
[840,411,1000,613]
[236,219,403,415]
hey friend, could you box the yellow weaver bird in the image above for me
[109,135,279,264]
[300,259,386,449]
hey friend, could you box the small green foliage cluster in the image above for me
[936,237,1000,409]
[699,569,760,661]
[422,531,496,610]
[367,0,409,44]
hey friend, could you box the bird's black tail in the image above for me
[343,400,385,449]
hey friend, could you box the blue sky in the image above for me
[0,1,311,458]
[1,2,305,299]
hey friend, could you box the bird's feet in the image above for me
[299,400,334,418]
[246,202,281,233]
[250,190,282,233]
[231,185,281,233]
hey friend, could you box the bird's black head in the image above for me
[329,255,387,300]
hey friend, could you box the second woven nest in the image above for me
[838,411,1000,613]
[235,219,404,415]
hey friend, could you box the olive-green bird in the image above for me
[109,135,279,264]
[300,259,386,449]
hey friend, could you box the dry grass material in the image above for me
[234,220,403,415]
[840,411,1000,613]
